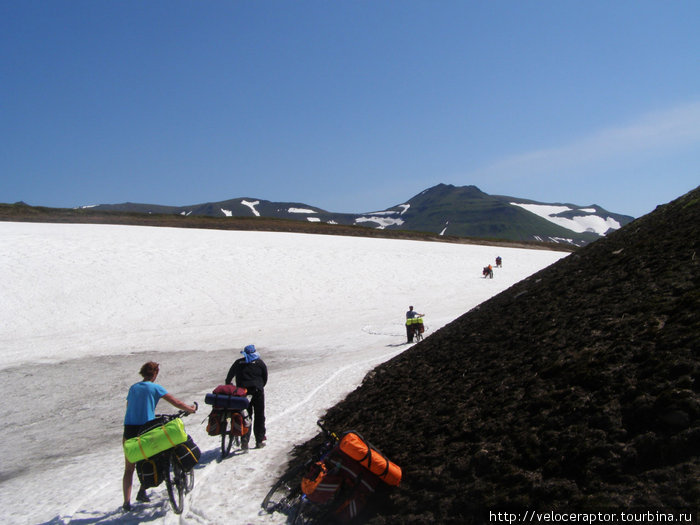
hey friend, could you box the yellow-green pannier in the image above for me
[124,418,187,463]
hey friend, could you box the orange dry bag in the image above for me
[338,432,402,486]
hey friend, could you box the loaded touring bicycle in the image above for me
[123,406,201,514]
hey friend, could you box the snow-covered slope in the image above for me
[509,202,622,235]
[0,222,568,524]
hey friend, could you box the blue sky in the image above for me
[2,1,698,218]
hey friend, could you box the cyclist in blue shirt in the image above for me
[122,361,197,512]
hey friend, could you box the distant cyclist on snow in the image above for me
[225,345,268,450]
[405,305,424,343]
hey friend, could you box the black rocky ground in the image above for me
[288,186,699,524]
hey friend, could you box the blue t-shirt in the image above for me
[124,381,168,426]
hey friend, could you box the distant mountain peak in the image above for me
[83,184,634,246]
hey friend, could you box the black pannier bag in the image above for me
[136,452,167,488]
[174,434,201,472]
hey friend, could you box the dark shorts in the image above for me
[123,425,141,440]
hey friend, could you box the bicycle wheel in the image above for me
[261,464,306,516]
[292,495,332,524]
[165,455,186,514]
[185,469,194,493]
[220,413,234,459]
[292,494,340,525]
[292,496,312,524]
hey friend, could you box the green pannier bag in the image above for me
[124,418,188,463]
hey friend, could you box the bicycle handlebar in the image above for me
[316,419,339,442]
[156,402,198,421]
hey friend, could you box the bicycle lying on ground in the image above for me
[261,420,340,523]
[261,420,402,524]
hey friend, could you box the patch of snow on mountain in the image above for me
[511,203,621,235]
[354,216,405,229]
[221,208,233,217]
[549,237,577,244]
[365,205,410,217]
[516,204,571,216]
[306,217,321,222]
[288,208,316,214]
[535,235,578,246]
[242,200,261,217]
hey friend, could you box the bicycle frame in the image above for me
[218,407,248,458]
[153,409,195,515]
[261,420,339,521]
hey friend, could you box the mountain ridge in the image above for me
[76,184,633,246]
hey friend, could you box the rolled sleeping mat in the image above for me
[204,393,250,410]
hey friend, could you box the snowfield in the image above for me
[510,202,621,235]
[0,222,568,524]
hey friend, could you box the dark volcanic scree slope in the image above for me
[290,186,699,524]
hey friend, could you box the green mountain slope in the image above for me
[7,184,634,246]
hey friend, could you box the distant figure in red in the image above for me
[483,265,493,279]
[495,256,502,268]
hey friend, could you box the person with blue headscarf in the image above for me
[225,345,268,449]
